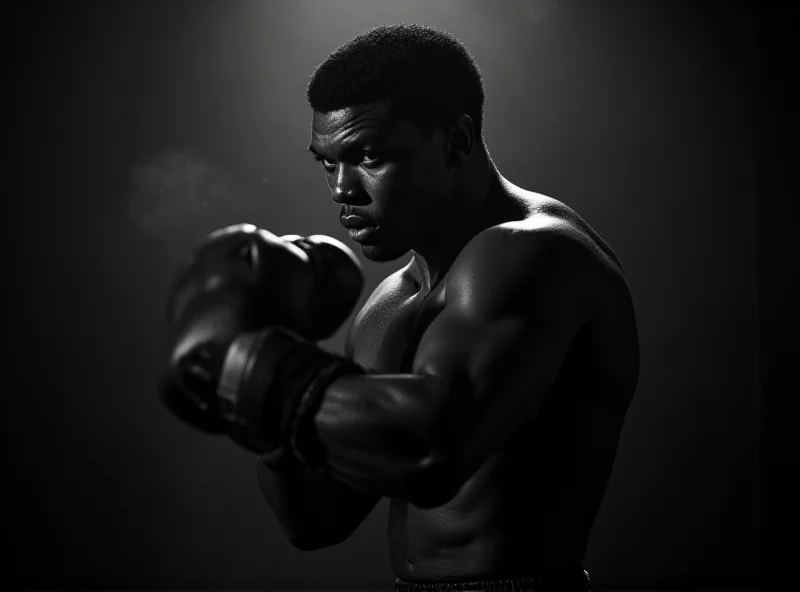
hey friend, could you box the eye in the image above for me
[361,151,383,167]
[312,155,336,172]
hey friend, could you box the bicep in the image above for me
[409,230,594,468]
[412,308,577,408]
[413,231,591,396]
[409,307,582,487]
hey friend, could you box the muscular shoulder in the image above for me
[446,214,615,320]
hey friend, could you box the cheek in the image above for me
[418,147,452,189]
[363,153,450,219]
[406,149,448,190]
[362,167,412,211]
[411,162,453,213]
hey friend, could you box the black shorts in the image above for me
[394,567,592,592]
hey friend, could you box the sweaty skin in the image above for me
[286,101,640,578]
[351,198,638,578]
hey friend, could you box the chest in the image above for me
[351,279,447,373]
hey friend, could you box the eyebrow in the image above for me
[307,133,385,157]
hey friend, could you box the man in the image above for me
[162,24,639,591]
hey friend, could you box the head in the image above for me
[306,24,490,262]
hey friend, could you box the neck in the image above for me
[410,156,520,294]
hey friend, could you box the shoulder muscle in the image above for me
[445,222,598,321]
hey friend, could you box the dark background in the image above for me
[5,0,794,590]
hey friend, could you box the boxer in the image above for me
[161,24,640,592]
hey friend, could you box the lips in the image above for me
[340,215,373,229]
[348,226,378,242]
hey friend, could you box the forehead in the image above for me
[309,102,425,152]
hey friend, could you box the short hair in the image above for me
[306,24,485,139]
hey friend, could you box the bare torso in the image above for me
[349,190,639,579]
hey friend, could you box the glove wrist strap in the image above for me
[289,359,363,469]
[218,327,363,469]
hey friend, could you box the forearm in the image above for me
[222,328,462,507]
[306,372,460,508]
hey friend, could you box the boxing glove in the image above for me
[280,233,364,341]
[161,223,364,438]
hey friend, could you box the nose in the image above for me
[331,164,367,205]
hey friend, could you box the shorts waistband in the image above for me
[394,568,591,592]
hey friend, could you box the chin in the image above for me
[359,242,410,263]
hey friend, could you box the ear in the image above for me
[446,114,476,163]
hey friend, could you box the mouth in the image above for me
[340,214,378,243]
[348,225,378,243]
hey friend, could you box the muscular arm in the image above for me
[256,323,380,550]
[307,226,599,508]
